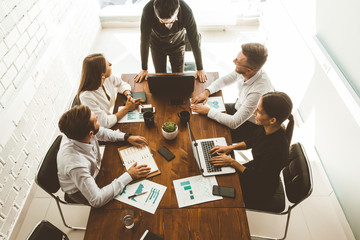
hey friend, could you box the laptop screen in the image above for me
[147,73,195,94]
[187,122,204,173]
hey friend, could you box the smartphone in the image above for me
[212,185,235,198]
[169,98,185,105]
[157,146,175,161]
[141,107,154,113]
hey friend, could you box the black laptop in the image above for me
[147,73,195,94]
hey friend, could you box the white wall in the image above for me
[0,0,100,238]
[264,0,358,238]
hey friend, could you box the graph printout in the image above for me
[190,96,226,114]
[173,175,222,208]
[118,104,153,123]
[119,145,158,174]
[115,179,166,214]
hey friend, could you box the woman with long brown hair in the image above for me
[77,53,142,128]
[209,91,294,203]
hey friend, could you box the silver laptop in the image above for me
[187,123,236,177]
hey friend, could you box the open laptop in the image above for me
[147,73,195,94]
[187,123,236,177]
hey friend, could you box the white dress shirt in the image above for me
[79,75,131,128]
[57,127,132,208]
[206,70,274,129]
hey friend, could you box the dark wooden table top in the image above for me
[84,72,250,240]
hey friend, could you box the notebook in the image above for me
[147,73,195,94]
[187,123,236,177]
[117,145,160,178]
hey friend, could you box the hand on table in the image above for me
[134,70,148,83]
[195,70,207,83]
[191,90,210,105]
[190,104,210,115]
[127,136,148,148]
[127,162,151,179]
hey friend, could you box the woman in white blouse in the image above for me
[77,53,142,128]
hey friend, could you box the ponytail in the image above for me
[286,114,294,144]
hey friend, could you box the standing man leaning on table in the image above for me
[57,105,151,208]
[191,43,274,142]
[134,0,207,83]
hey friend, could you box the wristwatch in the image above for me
[124,133,132,142]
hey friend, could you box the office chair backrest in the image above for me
[36,135,63,194]
[26,220,69,240]
[71,95,79,108]
[282,143,312,204]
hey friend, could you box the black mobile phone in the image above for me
[157,146,175,161]
[141,107,154,113]
[212,185,235,198]
[169,98,185,105]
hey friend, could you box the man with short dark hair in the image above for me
[57,105,150,208]
[134,0,207,83]
[191,43,274,142]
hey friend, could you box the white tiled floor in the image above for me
[13,4,356,240]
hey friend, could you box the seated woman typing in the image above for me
[77,53,143,128]
[210,91,294,203]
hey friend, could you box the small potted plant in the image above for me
[162,122,178,140]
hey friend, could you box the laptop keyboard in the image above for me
[201,141,222,173]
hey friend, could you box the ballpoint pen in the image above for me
[128,191,147,199]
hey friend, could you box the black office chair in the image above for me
[26,220,69,240]
[246,142,313,240]
[35,135,86,230]
[71,96,79,109]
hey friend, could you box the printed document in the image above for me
[173,175,222,208]
[116,179,166,214]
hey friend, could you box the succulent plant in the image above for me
[162,122,177,133]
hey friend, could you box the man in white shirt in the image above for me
[57,105,151,208]
[191,43,274,142]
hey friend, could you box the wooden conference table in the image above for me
[84,73,250,240]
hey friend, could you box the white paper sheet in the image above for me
[115,180,166,214]
[173,175,222,208]
[190,96,226,114]
[118,145,158,174]
[118,104,153,123]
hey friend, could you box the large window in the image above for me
[99,0,263,28]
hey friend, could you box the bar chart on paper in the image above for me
[118,106,144,123]
[173,175,222,208]
[180,181,194,200]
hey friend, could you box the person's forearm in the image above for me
[230,159,246,173]
[233,141,247,150]
[115,107,130,121]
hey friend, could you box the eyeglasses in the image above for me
[233,58,254,70]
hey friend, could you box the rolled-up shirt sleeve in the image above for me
[206,71,239,95]
[69,167,132,208]
[96,127,125,142]
[112,75,131,94]
[207,92,262,129]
